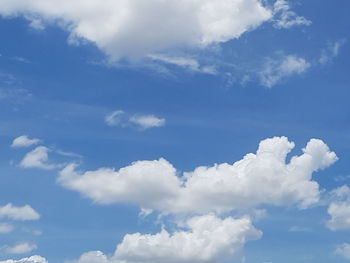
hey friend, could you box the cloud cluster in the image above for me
[0,0,272,60]
[74,215,261,263]
[105,110,165,130]
[0,256,47,263]
[58,137,337,215]
[327,185,350,230]
[260,55,310,87]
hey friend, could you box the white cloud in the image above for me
[58,137,337,215]
[129,115,165,129]
[148,54,216,74]
[336,243,350,259]
[20,146,56,170]
[105,111,165,130]
[0,0,272,60]
[11,136,41,148]
[0,204,40,221]
[260,55,311,87]
[0,223,14,234]
[319,40,346,65]
[273,0,311,29]
[0,243,37,255]
[0,256,47,263]
[326,185,350,230]
[74,214,261,263]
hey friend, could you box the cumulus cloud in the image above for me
[0,243,37,255]
[0,204,40,221]
[73,214,261,263]
[20,146,57,170]
[0,0,272,60]
[0,256,47,263]
[58,137,337,215]
[260,55,311,87]
[336,243,350,260]
[11,136,41,148]
[105,111,165,130]
[326,185,350,230]
[0,223,14,234]
[273,0,311,29]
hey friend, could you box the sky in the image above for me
[0,0,349,262]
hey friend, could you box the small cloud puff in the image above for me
[0,204,40,221]
[20,146,57,170]
[105,110,165,130]
[11,136,41,148]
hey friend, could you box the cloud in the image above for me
[319,40,346,65]
[148,54,216,74]
[273,0,311,29]
[260,55,311,87]
[0,256,47,263]
[73,214,261,263]
[129,115,165,129]
[0,0,273,60]
[0,223,14,234]
[105,111,165,130]
[326,185,350,230]
[58,137,337,215]
[11,136,41,148]
[0,243,37,255]
[0,204,40,221]
[20,146,56,170]
[336,243,350,259]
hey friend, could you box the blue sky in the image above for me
[0,0,349,263]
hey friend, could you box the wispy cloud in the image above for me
[273,0,311,29]
[105,110,165,130]
[319,40,346,65]
[260,54,310,88]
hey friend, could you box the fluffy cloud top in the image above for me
[0,204,40,221]
[1,243,37,255]
[260,55,311,87]
[0,0,272,59]
[74,214,261,263]
[20,146,56,170]
[58,137,337,215]
[0,256,47,263]
[327,185,350,230]
[11,136,41,148]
